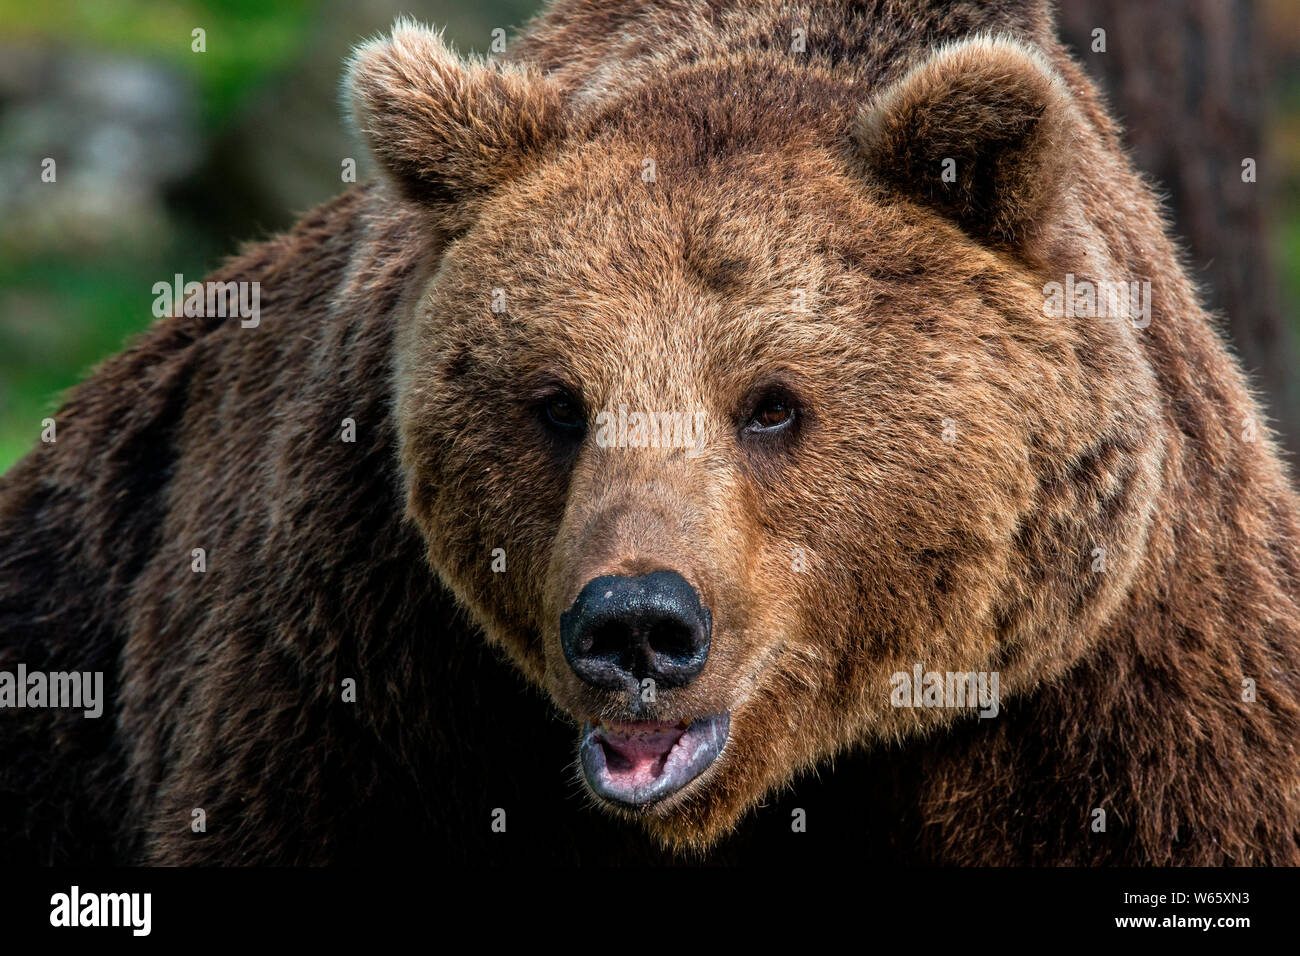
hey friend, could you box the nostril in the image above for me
[646,615,696,661]
[585,620,625,660]
[579,614,698,670]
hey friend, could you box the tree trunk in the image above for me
[1058,0,1300,457]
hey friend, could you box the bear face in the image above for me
[351,23,1168,851]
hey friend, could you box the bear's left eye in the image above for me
[745,394,796,433]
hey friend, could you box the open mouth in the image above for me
[579,713,730,807]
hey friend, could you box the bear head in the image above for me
[347,20,1166,852]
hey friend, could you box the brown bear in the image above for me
[2,0,1298,865]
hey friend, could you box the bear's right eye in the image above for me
[540,392,585,434]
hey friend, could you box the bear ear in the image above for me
[345,18,566,223]
[854,35,1076,251]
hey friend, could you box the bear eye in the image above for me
[543,393,584,431]
[746,394,796,433]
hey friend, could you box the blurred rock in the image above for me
[0,44,200,257]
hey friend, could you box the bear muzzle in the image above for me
[560,571,730,805]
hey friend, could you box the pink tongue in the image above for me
[600,723,685,787]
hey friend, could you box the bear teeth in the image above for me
[592,719,691,736]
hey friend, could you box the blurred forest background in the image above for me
[0,0,1297,471]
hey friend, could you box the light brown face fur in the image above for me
[355,23,1167,851]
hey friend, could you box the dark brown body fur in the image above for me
[2,0,1298,865]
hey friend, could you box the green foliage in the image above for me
[0,253,203,468]
[0,0,317,122]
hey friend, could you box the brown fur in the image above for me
[2,0,1298,865]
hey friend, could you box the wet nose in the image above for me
[560,570,711,691]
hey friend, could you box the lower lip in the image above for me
[579,713,731,807]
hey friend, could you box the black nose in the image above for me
[561,571,711,691]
